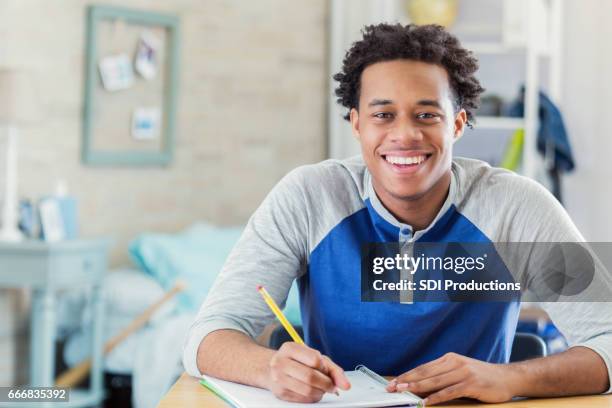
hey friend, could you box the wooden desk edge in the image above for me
[158,373,612,408]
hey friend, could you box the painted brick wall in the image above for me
[2,0,327,265]
[0,0,328,385]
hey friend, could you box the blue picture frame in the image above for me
[82,5,180,166]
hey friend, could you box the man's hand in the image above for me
[266,342,351,403]
[386,352,516,406]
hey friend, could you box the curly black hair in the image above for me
[333,23,484,126]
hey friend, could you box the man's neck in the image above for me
[372,171,452,232]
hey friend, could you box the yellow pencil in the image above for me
[258,285,341,396]
[257,285,304,345]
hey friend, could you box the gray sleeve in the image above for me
[182,168,309,377]
[515,178,612,394]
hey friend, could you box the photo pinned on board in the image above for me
[134,32,160,80]
[131,107,161,141]
[98,53,134,91]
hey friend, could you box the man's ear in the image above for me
[349,108,360,141]
[453,109,468,142]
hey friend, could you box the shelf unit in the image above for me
[462,42,527,55]
[456,0,564,179]
[475,117,525,130]
[327,0,565,180]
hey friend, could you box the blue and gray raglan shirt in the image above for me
[183,155,612,391]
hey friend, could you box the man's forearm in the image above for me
[506,346,609,397]
[197,329,275,389]
[388,346,609,405]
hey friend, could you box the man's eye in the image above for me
[373,112,393,119]
[417,112,439,120]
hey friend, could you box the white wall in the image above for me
[562,0,612,241]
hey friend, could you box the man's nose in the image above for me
[389,118,423,143]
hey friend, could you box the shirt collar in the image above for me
[364,166,457,240]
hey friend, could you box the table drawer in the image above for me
[49,251,106,287]
[0,239,110,288]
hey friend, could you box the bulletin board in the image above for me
[82,5,180,166]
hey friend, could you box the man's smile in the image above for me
[380,151,433,174]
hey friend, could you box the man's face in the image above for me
[350,59,467,201]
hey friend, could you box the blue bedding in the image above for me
[129,223,302,324]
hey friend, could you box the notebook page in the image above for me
[201,370,421,408]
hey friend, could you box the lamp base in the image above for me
[0,225,24,242]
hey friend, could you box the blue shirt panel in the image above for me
[298,201,520,375]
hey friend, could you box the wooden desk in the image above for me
[159,373,612,407]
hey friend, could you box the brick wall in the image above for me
[2,0,328,265]
[0,0,328,385]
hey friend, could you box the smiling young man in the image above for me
[183,24,612,405]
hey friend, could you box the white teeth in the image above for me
[385,155,427,165]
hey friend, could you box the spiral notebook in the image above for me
[200,365,424,408]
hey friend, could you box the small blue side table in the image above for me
[0,238,110,407]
